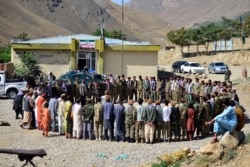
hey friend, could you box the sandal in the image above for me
[210,138,218,144]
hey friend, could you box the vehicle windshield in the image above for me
[190,63,200,67]
[214,62,225,66]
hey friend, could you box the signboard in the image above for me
[79,40,95,49]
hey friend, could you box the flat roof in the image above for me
[11,34,151,46]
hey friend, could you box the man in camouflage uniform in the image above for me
[143,76,150,100]
[137,75,143,99]
[206,80,213,96]
[165,77,171,101]
[94,97,103,140]
[82,98,94,140]
[200,96,211,137]
[225,67,232,83]
[156,78,162,101]
[178,98,187,140]
[193,78,201,101]
[125,100,137,142]
[213,92,221,117]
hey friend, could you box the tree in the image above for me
[14,32,30,41]
[14,52,41,87]
[92,29,126,40]
[186,28,205,55]
[200,23,223,54]
[0,45,11,63]
[92,28,110,38]
[167,27,189,57]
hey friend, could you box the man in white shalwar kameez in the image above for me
[72,99,83,139]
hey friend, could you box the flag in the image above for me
[240,17,245,44]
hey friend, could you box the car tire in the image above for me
[7,89,18,99]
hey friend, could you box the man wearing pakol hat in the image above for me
[143,99,156,144]
[82,98,94,140]
[125,99,137,143]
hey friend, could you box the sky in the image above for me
[111,0,131,5]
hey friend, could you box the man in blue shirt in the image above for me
[206,98,237,143]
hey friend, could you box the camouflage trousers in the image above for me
[125,124,135,139]
[94,121,103,139]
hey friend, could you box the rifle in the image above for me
[0,148,47,167]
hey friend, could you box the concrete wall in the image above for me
[12,49,71,78]
[103,50,158,78]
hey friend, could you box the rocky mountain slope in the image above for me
[126,0,250,27]
[0,0,173,46]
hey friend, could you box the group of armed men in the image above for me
[13,73,240,144]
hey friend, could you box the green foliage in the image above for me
[92,28,110,37]
[193,155,214,167]
[167,15,250,56]
[0,45,11,63]
[167,27,189,56]
[92,29,126,40]
[222,149,236,163]
[245,133,250,144]
[14,52,41,87]
[152,157,183,167]
[14,32,30,41]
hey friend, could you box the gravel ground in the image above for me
[1,65,250,167]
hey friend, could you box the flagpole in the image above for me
[241,17,247,79]
[121,0,124,75]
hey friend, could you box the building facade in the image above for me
[11,34,160,78]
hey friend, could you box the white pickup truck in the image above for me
[0,71,27,98]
